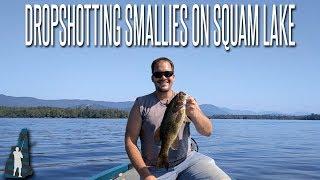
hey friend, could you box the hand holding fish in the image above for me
[186,96,213,137]
[186,96,201,121]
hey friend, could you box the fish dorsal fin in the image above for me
[170,136,180,150]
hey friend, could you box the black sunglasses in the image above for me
[153,71,174,78]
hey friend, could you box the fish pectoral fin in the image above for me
[184,116,191,123]
[154,127,161,142]
[170,136,180,150]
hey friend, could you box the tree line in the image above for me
[1,106,319,120]
[0,106,128,119]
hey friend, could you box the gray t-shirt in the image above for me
[135,92,191,166]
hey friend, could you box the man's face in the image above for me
[152,61,175,92]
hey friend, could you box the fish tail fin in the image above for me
[157,154,169,170]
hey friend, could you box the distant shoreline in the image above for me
[0,106,128,119]
[1,106,319,120]
[211,114,320,120]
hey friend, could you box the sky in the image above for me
[0,0,319,114]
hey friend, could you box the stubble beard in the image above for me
[155,84,171,93]
[157,87,170,93]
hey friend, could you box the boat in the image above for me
[4,128,33,179]
[90,138,199,180]
[90,163,139,180]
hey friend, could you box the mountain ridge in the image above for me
[0,94,305,116]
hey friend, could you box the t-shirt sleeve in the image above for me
[134,97,142,116]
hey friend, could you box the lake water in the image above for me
[0,118,319,180]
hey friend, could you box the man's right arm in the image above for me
[124,100,156,180]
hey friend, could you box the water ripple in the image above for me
[0,118,320,180]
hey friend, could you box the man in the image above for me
[125,57,230,180]
[13,146,23,178]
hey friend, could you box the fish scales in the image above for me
[156,92,188,169]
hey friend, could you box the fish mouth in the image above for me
[183,94,189,105]
[181,94,189,109]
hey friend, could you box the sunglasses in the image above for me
[153,71,174,78]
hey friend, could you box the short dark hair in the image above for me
[151,57,174,73]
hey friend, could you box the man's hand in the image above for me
[186,96,213,137]
[186,96,201,120]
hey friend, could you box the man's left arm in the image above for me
[186,97,212,136]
